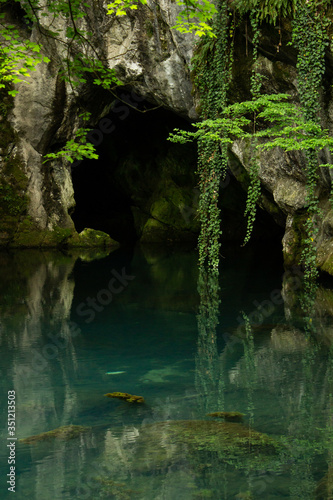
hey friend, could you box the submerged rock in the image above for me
[125,419,281,474]
[207,411,245,423]
[140,365,186,383]
[20,425,91,444]
[105,392,145,403]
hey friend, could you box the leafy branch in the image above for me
[169,93,333,159]
[43,113,99,164]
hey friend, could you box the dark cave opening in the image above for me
[71,92,284,246]
[71,94,198,244]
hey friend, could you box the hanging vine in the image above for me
[242,7,262,245]
[191,0,233,273]
[292,0,330,324]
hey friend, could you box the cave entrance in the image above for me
[71,93,197,244]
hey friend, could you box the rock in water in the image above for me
[105,392,145,403]
[19,425,91,444]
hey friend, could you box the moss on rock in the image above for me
[129,420,282,474]
[9,218,74,248]
[150,182,199,233]
[283,212,308,268]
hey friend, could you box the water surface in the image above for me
[0,244,333,499]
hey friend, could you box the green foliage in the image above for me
[241,8,261,245]
[59,56,122,89]
[172,0,218,38]
[170,92,333,158]
[172,0,333,278]
[0,20,50,96]
[107,0,217,36]
[107,0,147,16]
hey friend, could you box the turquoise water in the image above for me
[0,244,333,499]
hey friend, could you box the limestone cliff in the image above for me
[0,0,200,247]
[1,2,333,274]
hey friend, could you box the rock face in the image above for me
[0,0,201,247]
[1,3,333,271]
[228,21,333,274]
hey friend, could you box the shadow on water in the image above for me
[1,243,333,499]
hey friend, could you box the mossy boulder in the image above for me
[2,219,120,249]
[68,228,120,248]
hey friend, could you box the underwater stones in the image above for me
[100,419,283,487]
[19,425,91,444]
[105,392,145,403]
[207,411,245,423]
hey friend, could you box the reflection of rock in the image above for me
[270,325,308,353]
[68,247,114,262]
[0,250,81,442]
[20,425,91,444]
[282,279,333,345]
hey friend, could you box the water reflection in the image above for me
[1,246,333,498]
